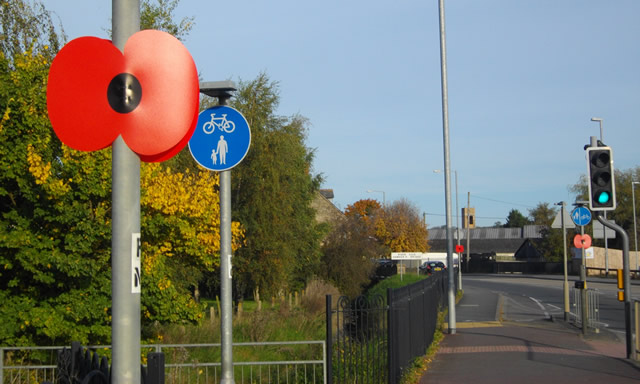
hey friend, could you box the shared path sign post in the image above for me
[189,99,251,384]
[571,204,591,336]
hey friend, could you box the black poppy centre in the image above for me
[107,73,142,114]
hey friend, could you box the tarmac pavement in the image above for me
[419,320,640,384]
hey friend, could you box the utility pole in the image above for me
[466,192,470,274]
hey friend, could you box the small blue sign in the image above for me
[189,106,251,171]
[571,206,592,227]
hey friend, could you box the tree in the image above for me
[345,199,381,221]
[528,203,556,225]
[374,199,429,253]
[225,73,324,301]
[140,164,244,323]
[320,213,381,297]
[528,202,565,262]
[503,209,530,228]
[140,0,194,41]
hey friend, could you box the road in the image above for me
[457,274,640,339]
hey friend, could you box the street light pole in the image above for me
[633,181,639,271]
[434,169,461,290]
[556,201,570,321]
[111,1,141,383]
[437,0,456,334]
[591,117,609,275]
[366,189,386,207]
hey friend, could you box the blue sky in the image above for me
[41,0,640,227]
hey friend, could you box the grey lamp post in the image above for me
[555,201,570,321]
[633,181,639,271]
[437,0,456,334]
[111,1,141,383]
[200,80,237,384]
[367,189,386,207]
[591,117,609,275]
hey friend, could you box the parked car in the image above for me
[420,261,446,275]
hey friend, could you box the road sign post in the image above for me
[572,203,591,335]
[189,85,251,384]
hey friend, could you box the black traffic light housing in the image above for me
[586,146,616,211]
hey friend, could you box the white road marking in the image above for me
[529,296,550,319]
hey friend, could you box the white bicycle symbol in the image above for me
[203,113,236,134]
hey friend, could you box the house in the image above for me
[310,189,345,226]
[427,225,544,261]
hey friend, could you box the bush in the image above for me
[301,279,341,315]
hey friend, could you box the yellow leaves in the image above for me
[141,163,221,217]
[157,278,172,291]
[0,103,11,133]
[26,144,51,185]
[27,144,71,196]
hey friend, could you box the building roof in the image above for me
[428,225,544,240]
[428,225,544,254]
[319,189,334,200]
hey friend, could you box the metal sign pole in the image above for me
[111,1,141,383]
[195,86,240,384]
[560,202,570,321]
[219,169,234,384]
[213,94,235,384]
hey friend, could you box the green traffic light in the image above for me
[597,191,610,204]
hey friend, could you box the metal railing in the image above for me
[570,287,600,331]
[1,341,326,384]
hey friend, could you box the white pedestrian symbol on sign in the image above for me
[216,135,228,165]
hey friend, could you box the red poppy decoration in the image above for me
[47,30,199,162]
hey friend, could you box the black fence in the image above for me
[42,342,164,384]
[326,271,448,384]
[388,273,446,384]
[326,294,388,384]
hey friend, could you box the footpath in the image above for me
[419,318,640,383]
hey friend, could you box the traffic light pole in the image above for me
[595,214,633,359]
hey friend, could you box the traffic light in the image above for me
[586,146,616,211]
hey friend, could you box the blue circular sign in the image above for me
[188,106,251,171]
[571,206,592,227]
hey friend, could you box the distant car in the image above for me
[420,261,446,275]
[373,259,398,279]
